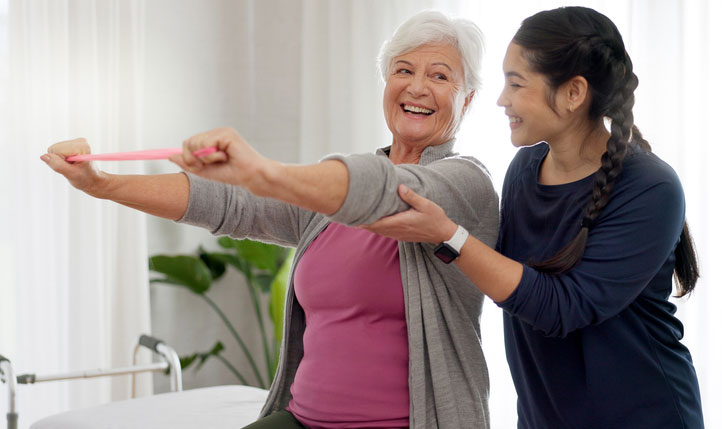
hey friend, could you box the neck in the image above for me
[388,139,443,165]
[541,120,610,184]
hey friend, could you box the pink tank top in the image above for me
[286,222,410,428]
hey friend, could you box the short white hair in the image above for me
[378,10,484,95]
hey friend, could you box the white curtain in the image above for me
[0,0,151,427]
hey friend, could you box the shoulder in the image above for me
[616,147,684,201]
[425,153,497,197]
[622,147,681,184]
[436,153,493,179]
[601,147,686,230]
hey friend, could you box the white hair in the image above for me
[377,10,484,96]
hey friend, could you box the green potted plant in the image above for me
[149,237,294,388]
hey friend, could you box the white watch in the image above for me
[433,225,469,264]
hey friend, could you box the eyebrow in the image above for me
[504,71,526,80]
[394,60,453,71]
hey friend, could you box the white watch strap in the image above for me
[445,225,469,253]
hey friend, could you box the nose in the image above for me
[407,74,430,97]
[496,86,509,107]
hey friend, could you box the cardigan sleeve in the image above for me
[497,161,686,338]
[177,172,310,248]
[325,153,499,248]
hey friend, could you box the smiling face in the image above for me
[383,43,470,149]
[497,42,569,147]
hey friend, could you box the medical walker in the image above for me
[0,334,182,429]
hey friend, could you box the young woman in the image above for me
[365,6,704,428]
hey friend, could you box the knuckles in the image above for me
[48,138,90,156]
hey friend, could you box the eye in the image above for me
[432,73,448,81]
[395,68,412,75]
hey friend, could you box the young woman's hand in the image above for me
[362,184,458,244]
[169,127,279,196]
[40,138,108,197]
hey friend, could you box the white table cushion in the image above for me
[31,385,268,429]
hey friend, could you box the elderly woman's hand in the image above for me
[40,138,108,196]
[362,185,458,244]
[169,127,278,195]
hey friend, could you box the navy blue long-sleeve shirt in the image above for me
[496,143,703,428]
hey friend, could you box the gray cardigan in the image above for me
[178,140,499,428]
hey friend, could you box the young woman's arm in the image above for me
[367,167,686,338]
[363,184,522,302]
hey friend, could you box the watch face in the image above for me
[434,243,459,264]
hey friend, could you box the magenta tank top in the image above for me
[286,222,410,428]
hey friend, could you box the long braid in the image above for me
[583,58,634,224]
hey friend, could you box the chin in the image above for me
[510,133,540,148]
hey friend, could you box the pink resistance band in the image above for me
[65,147,218,162]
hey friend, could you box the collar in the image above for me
[375,138,457,166]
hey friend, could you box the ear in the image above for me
[562,76,589,113]
[461,90,475,116]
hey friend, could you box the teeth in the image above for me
[509,117,522,123]
[403,104,433,115]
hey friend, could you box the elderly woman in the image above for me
[41,11,497,429]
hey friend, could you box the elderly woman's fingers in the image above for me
[40,152,75,173]
[42,137,92,175]
[197,150,228,164]
[40,142,105,194]
[181,138,203,168]
[168,152,195,172]
[47,138,91,158]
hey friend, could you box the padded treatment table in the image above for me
[30,385,268,429]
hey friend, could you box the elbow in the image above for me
[536,321,572,339]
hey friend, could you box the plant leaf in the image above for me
[205,252,247,274]
[217,236,236,249]
[199,249,228,280]
[253,273,274,293]
[179,353,200,371]
[269,249,294,376]
[150,277,188,287]
[229,238,286,272]
[178,341,225,373]
[198,341,225,366]
[148,255,213,294]
[270,249,294,344]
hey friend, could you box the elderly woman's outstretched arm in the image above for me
[40,128,343,222]
[41,138,190,220]
[171,128,497,244]
[43,127,496,248]
[40,134,309,247]
[169,127,350,216]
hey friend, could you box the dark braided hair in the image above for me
[515,7,698,296]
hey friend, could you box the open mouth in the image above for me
[402,104,434,116]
